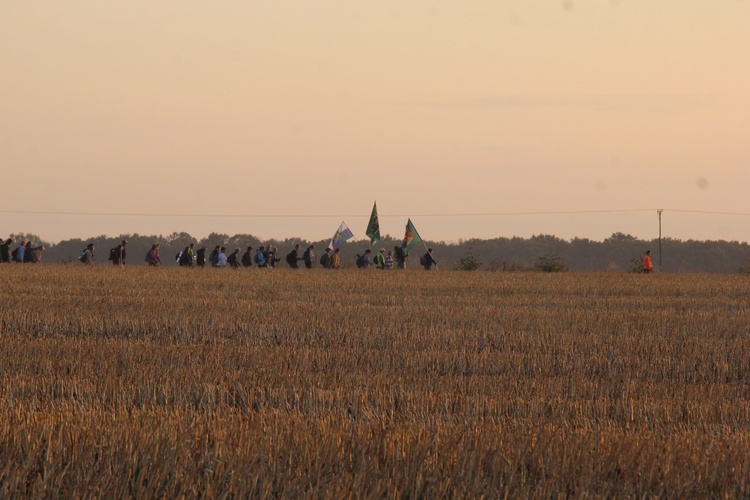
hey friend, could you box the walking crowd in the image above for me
[0,236,439,271]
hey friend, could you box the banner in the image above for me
[328,221,354,251]
[402,218,422,251]
[365,202,380,246]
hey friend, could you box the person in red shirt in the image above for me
[643,250,653,273]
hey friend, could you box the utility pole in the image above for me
[657,209,663,270]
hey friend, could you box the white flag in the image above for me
[328,221,354,251]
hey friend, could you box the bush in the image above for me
[454,248,482,271]
[535,254,568,273]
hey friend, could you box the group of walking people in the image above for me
[0,238,45,264]
[71,240,438,270]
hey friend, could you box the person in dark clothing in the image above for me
[302,245,315,269]
[227,248,241,268]
[0,238,12,263]
[241,246,253,267]
[286,244,302,269]
[394,245,408,269]
[23,242,34,263]
[320,247,332,269]
[421,248,437,271]
[196,246,207,267]
[208,245,221,267]
[178,244,195,267]
[112,240,127,266]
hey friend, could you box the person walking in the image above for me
[643,250,653,274]
[254,246,266,267]
[241,246,254,267]
[111,240,127,266]
[196,245,207,267]
[320,247,332,269]
[216,247,227,267]
[147,244,162,266]
[209,245,221,267]
[374,248,386,269]
[303,245,315,269]
[385,250,394,270]
[0,238,13,263]
[29,245,45,263]
[394,245,407,269]
[227,248,241,268]
[421,248,437,271]
[286,244,302,269]
[361,248,374,269]
[267,245,280,268]
[13,242,27,263]
[80,243,96,265]
[331,248,341,269]
[22,242,33,263]
[178,244,195,267]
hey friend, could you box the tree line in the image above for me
[5,231,750,274]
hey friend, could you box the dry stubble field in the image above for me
[1,264,749,497]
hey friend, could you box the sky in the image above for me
[2,1,749,244]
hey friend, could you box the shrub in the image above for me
[453,248,483,271]
[534,253,568,272]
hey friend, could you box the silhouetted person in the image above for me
[111,240,127,266]
[286,244,302,269]
[421,248,437,271]
[320,247,332,269]
[196,246,207,267]
[227,248,241,268]
[209,245,221,267]
[241,246,253,267]
[0,238,12,263]
[303,245,315,269]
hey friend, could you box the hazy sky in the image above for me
[2,1,748,244]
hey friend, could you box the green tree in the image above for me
[535,254,568,273]
[453,248,483,271]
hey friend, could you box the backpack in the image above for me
[211,251,220,266]
[11,247,19,262]
[285,251,296,265]
[420,254,428,266]
[79,249,88,263]
[109,247,117,261]
[175,251,182,263]
[254,252,261,264]
[355,254,365,268]
[145,252,151,262]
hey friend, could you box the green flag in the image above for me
[402,218,422,251]
[366,202,380,246]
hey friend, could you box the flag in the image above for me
[328,221,354,251]
[402,218,422,251]
[365,202,380,246]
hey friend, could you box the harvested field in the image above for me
[1,265,749,496]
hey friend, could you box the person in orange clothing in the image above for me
[643,250,653,273]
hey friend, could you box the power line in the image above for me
[0,208,748,218]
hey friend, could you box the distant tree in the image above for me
[454,248,482,271]
[535,254,568,273]
[628,257,644,273]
